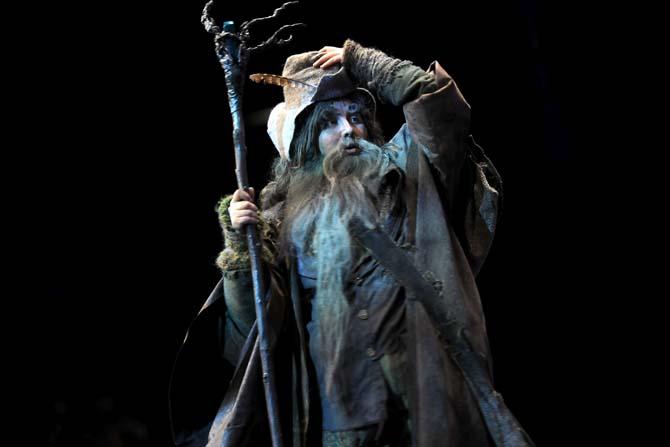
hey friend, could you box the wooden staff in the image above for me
[201,2,304,446]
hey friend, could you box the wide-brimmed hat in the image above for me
[250,51,376,161]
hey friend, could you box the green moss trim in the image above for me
[214,193,279,272]
[216,248,251,271]
[216,194,235,231]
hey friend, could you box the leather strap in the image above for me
[349,217,535,447]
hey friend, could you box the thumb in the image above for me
[248,187,255,199]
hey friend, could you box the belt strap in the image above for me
[349,217,535,447]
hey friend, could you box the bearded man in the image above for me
[169,40,533,447]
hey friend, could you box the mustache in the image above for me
[341,136,376,150]
[324,138,384,178]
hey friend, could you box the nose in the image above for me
[340,118,355,139]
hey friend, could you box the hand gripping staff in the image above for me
[201,2,304,446]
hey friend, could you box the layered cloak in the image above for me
[170,61,509,447]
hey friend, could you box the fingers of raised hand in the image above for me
[313,46,343,68]
[318,46,340,53]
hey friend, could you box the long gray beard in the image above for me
[289,141,385,390]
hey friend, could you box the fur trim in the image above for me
[214,194,279,272]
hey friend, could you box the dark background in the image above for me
[24,0,631,445]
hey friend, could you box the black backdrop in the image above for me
[28,0,621,445]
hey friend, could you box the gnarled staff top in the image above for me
[201,0,305,62]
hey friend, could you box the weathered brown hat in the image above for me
[250,51,376,161]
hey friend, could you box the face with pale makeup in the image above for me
[317,99,369,157]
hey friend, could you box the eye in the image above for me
[319,117,337,129]
[350,114,362,124]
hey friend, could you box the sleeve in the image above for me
[400,63,502,273]
[341,39,471,200]
[461,136,503,276]
[342,39,439,106]
[214,195,256,345]
[402,60,471,200]
[169,202,286,445]
[215,194,251,272]
[345,43,502,274]
[214,195,279,346]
